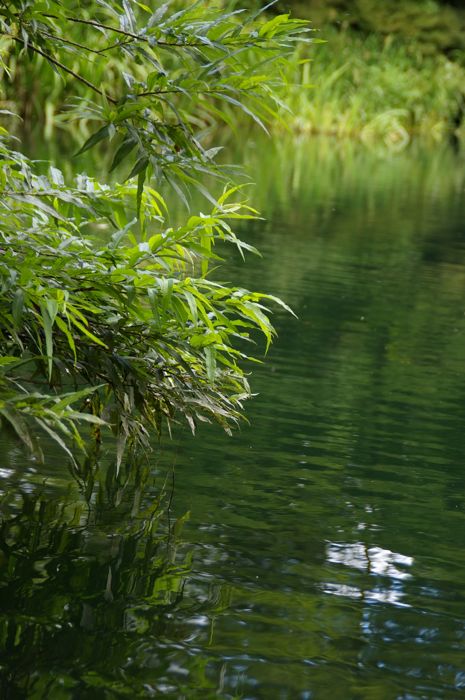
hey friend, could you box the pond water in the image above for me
[2,138,465,699]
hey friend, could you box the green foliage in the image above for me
[277,0,465,57]
[0,1,307,460]
[277,29,465,149]
[241,0,465,147]
[0,138,293,459]
[0,1,309,156]
[223,0,465,150]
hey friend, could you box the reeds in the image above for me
[278,30,465,150]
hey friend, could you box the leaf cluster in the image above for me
[0,134,293,461]
[0,1,306,462]
[0,0,310,193]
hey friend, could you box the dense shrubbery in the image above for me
[280,29,465,148]
[244,0,465,147]
[278,0,465,57]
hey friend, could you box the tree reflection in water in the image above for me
[0,449,192,698]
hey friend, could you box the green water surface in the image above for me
[2,139,465,699]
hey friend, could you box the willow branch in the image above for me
[9,35,118,104]
[39,29,103,55]
[39,13,248,50]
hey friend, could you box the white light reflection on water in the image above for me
[323,542,414,607]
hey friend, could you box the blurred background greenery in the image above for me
[229,0,465,149]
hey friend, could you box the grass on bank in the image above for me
[279,28,465,150]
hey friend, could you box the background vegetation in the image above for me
[240,0,465,148]
[280,0,465,56]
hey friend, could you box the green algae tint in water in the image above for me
[2,140,465,699]
[166,140,465,700]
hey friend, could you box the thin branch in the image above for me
[39,13,254,50]
[39,28,133,56]
[39,29,103,55]
[95,39,134,54]
[136,87,217,98]
[9,35,118,104]
[0,189,92,197]
[40,13,146,42]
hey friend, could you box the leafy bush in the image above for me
[0,1,307,461]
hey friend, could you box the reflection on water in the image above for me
[324,543,413,607]
[2,138,465,698]
[165,138,465,699]
[0,448,192,698]
[326,543,413,578]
